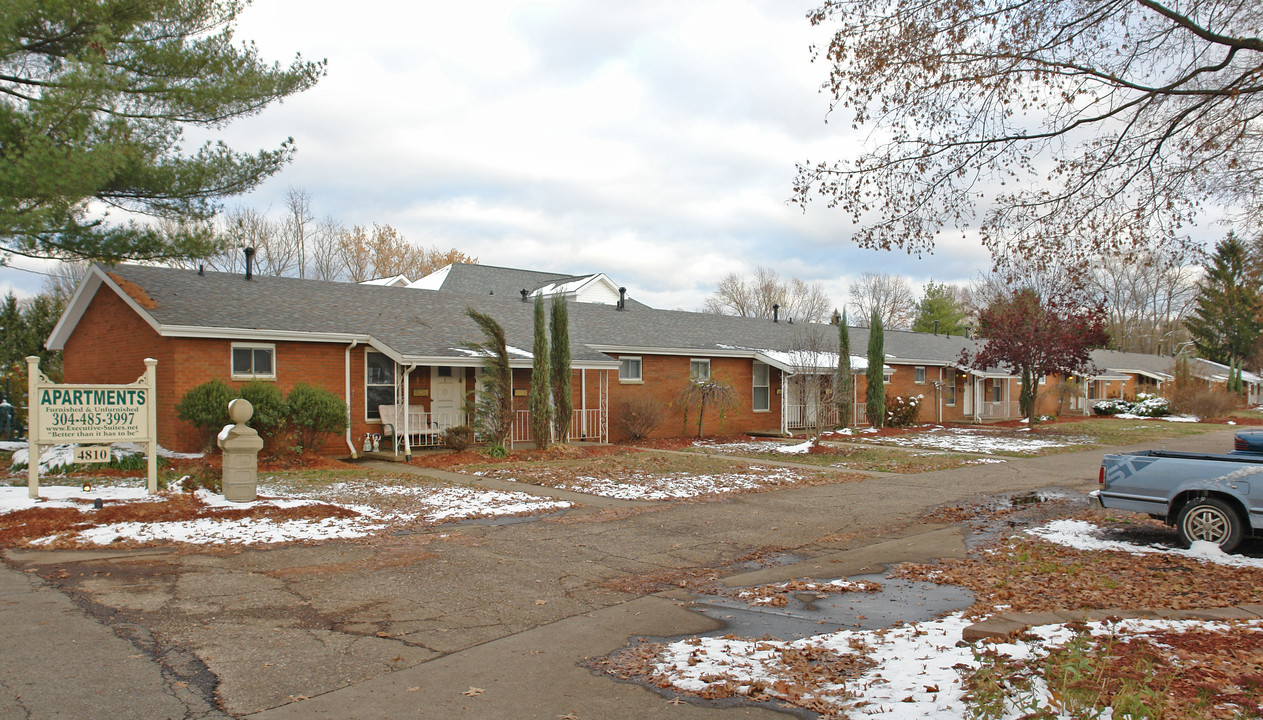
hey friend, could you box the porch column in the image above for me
[403,364,413,460]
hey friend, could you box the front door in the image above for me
[431,366,464,429]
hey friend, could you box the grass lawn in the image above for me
[692,441,996,473]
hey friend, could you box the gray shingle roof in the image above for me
[75,264,1153,379]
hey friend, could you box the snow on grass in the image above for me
[6,478,571,547]
[1113,413,1201,422]
[692,439,812,455]
[870,427,1090,454]
[1027,518,1263,570]
[7,442,202,472]
[650,613,1259,719]
[548,467,814,501]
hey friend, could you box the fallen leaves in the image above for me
[460,687,484,697]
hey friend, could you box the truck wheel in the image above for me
[1176,498,1244,553]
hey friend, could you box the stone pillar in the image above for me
[217,398,263,503]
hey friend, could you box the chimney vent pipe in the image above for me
[773,304,780,323]
[520,289,528,302]
[244,247,255,280]
[617,287,626,310]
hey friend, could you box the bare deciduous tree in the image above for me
[40,261,88,302]
[794,0,1262,274]
[702,266,832,323]
[848,272,915,330]
[308,216,345,281]
[282,186,313,279]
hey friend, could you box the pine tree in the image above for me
[529,296,552,449]
[550,296,573,443]
[911,281,968,335]
[865,310,886,428]
[834,311,854,427]
[1,0,325,261]
[1186,233,1262,369]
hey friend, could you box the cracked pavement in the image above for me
[0,428,1239,719]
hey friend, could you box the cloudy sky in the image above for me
[1,0,994,309]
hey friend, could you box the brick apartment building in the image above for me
[46,262,1185,457]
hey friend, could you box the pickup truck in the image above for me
[1095,431,1263,552]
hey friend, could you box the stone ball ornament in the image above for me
[228,398,254,425]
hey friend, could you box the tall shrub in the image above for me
[550,296,573,442]
[865,310,886,428]
[465,307,513,447]
[529,296,552,449]
[834,310,854,427]
[284,384,347,452]
[238,380,285,446]
[175,379,236,450]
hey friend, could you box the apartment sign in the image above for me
[27,356,159,498]
[33,386,150,443]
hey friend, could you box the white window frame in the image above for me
[365,350,396,422]
[619,356,642,383]
[690,358,711,381]
[752,361,770,412]
[914,366,926,384]
[231,342,276,380]
[944,370,957,406]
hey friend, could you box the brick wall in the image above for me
[606,355,782,441]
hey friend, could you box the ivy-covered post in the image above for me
[529,296,552,449]
[550,296,573,443]
[866,310,886,429]
[834,310,854,427]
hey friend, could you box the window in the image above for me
[752,362,770,412]
[365,351,395,420]
[619,356,642,382]
[231,343,274,379]
[690,359,711,381]
[944,370,956,406]
[990,380,1004,402]
[914,366,926,384]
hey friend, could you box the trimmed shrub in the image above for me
[885,394,922,428]
[285,384,348,452]
[441,425,475,451]
[616,397,666,441]
[175,379,237,450]
[238,380,286,444]
[1131,394,1171,418]
[1092,399,1131,416]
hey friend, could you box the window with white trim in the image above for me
[914,366,926,384]
[944,369,957,406]
[365,351,395,421]
[752,361,770,412]
[690,359,711,381]
[619,356,642,382]
[231,343,275,379]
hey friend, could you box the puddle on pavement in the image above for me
[690,573,973,641]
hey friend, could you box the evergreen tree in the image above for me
[911,281,968,336]
[0,0,325,261]
[865,310,886,428]
[529,297,552,449]
[834,310,854,427]
[1186,233,1262,368]
[550,296,573,443]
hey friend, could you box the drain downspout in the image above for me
[345,340,359,458]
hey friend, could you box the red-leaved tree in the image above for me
[962,289,1109,423]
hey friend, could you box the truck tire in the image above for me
[1176,497,1244,553]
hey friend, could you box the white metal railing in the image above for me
[785,403,840,430]
[978,400,1020,420]
[511,407,607,445]
[379,405,466,452]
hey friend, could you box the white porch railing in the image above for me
[978,400,1021,420]
[511,408,608,445]
[379,405,466,453]
[785,403,873,429]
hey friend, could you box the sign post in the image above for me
[26,356,159,498]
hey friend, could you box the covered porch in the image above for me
[368,352,611,457]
